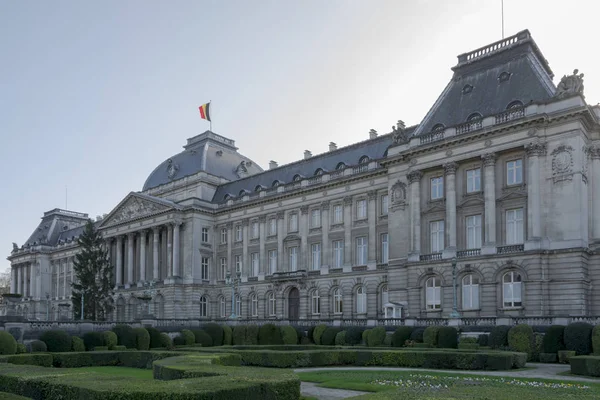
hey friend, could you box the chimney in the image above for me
[329,142,337,151]
[304,150,312,159]
[369,129,378,139]
[269,160,278,169]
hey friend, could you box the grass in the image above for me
[297,370,600,399]
[75,366,154,379]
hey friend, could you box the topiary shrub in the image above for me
[8,328,22,343]
[222,325,233,345]
[300,336,313,345]
[532,332,543,362]
[345,327,364,346]
[335,331,347,346]
[383,333,392,347]
[321,327,340,346]
[410,327,426,343]
[203,323,224,346]
[173,335,186,346]
[245,325,259,345]
[477,334,489,347]
[71,336,85,352]
[146,327,163,349]
[489,325,511,349]
[113,345,127,351]
[542,325,565,354]
[593,325,600,355]
[29,340,47,353]
[0,331,17,355]
[423,326,441,347]
[16,343,27,354]
[558,350,576,364]
[160,333,173,349]
[460,337,478,344]
[313,324,327,345]
[367,327,386,347]
[362,329,371,345]
[539,353,558,363]
[437,327,458,349]
[132,328,150,350]
[192,329,213,347]
[180,329,195,346]
[112,324,136,348]
[508,324,534,360]
[232,326,247,345]
[307,326,316,344]
[103,331,118,350]
[40,330,70,352]
[83,332,105,351]
[391,327,413,347]
[564,322,593,355]
[258,323,283,345]
[281,326,298,345]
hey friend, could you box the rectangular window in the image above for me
[381,233,389,264]
[220,228,227,244]
[289,213,298,232]
[235,225,242,241]
[466,168,481,193]
[269,294,276,316]
[268,250,277,274]
[381,194,389,216]
[234,255,242,273]
[219,258,227,280]
[333,240,343,268]
[507,159,523,185]
[311,243,321,270]
[431,177,444,200]
[269,218,277,236]
[506,208,524,244]
[310,209,321,228]
[356,199,367,219]
[201,227,209,243]
[430,220,445,253]
[251,296,258,317]
[462,275,480,310]
[356,236,367,265]
[466,215,482,249]
[251,252,259,277]
[251,221,259,239]
[426,278,441,310]
[201,257,209,280]
[333,205,343,224]
[289,246,298,271]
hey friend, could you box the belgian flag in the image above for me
[198,102,211,122]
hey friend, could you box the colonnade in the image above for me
[10,262,35,297]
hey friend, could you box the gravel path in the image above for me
[300,382,369,400]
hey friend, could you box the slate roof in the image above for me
[21,209,91,248]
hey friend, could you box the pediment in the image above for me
[284,234,301,242]
[497,184,528,203]
[422,199,446,215]
[458,193,484,208]
[100,193,173,228]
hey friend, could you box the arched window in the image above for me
[272,180,281,188]
[128,297,138,320]
[462,275,479,310]
[425,277,441,310]
[235,294,242,316]
[250,293,258,317]
[255,185,263,192]
[224,194,231,201]
[333,288,343,314]
[432,124,445,132]
[380,284,389,311]
[315,168,324,176]
[239,189,248,197]
[506,100,523,109]
[356,286,367,314]
[219,296,226,318]
[199,296,208,317]
[311,290,321,315]
[467,113,482,122]
[503,271,522,308]
[293,174,302,182]
[153,294,165,319]
[268,292,277,316]
[336,162,346,170]
[359,156,370,164]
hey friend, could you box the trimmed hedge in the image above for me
[423,326,440,348]
[232,326,246,345]
[113,345,127,351]
[539,352,558,363]
[437,327,458,349]
[192,329,213,347]
[391,327,413,347]
[222,325,233,345]
[15,344,26,354]
[0,333,16,356]
[83,332,105,351]
[345,327,363,346]
[313,324,327,345]
[334,331,346,346]
[180,330,195,346]
[39,330,70,353]
[111,324,136,349]
[321,328,340,346]
[93,346,109,351]
[173,335,185,346]
[160,333,173,349]
[245,325,259,345]
[564,322,593,355]
[258,324,283,345]
[103,331,118,350]
[362,329,371,345]
[593,325,600,355]
[29,340,47,353]
[508,324,534,360]
[146,327,163,349]
[203,323,224,346]
[458,343,480,350]
[132,328,150,351]
[542,325,565,354]
[281,326,298,345]
[570,355,600,377]
[489,325,510,349]
[0,354,53,367]
[477,334,489,347]
[71,337,85,352]
[410,327,426,343]
[367,327,386,347]
[558,350,576,364]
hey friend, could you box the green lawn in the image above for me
[297,370,600,399]
[72,366,154,379]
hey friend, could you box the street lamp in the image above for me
[138,280,157,318]
[450,257,461,318]
[45,293,50,321]
[225,270,241,319]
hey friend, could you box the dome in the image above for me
[142,131,263,191]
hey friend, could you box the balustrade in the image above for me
[497,244,524,254]
[457,249,481,258]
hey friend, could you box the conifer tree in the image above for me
[71,220,114,320]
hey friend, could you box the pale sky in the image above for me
[1,0,599,273]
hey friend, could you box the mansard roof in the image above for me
[20,209,90,248]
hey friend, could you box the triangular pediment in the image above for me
[458,194,484,208]
[99,193,176,228]
[496,185,528,203]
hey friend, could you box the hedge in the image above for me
[542,325,565,354]
[0,333,16,356]
[489,325,510,349]
[307,326,316,344]
[570,355,600,377]
[103,331,118,350]
[367,327,386,347]
[111,324,136,349]
[321,328,340,346]
[245,325,259,345]
[160,333,173,349]
[391,327,413,347]
[203,323,224,346]
[192,329,213,347]
[508,324,533,360]
[29,340,47,353]
[345,327,363,346]
[423,327,440,348]
[71,337,85,352]
[558,350,576,364]
[180,330,195,346]
[564,322,593,355]
[15,344,26,355]
[258,324,283,345]
[410,327,426,343]
[222,325,233,345]
[280,326,298,345]
[131,328,150,351]
[362,329,371,345]
[83,332,105,351]
[437,327,458,349]
[39,330,70,353]
[593,325,600,355]
[146,327,163,349]
[0,354,53,367]
[458,343,479,350]
[313,324,327,345]
[477,334,489,347]
[539,353,557,363]
[232,326,246,345]
[334,331,346,346]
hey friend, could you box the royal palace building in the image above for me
[7,30,600,324]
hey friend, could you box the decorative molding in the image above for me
[587,145,600,160]
[343,196,353,206]
[551,144,574,183]
[525,141,547,157]
[367,190,378,201]
[390,180,407,211]
[241,218,249,227]
[103,196,169,226]
[481,152,496,167]
[443,162,458,175]
[276,211,285,220]
[484,139,492,147]
[226,222,233,229]
[407,170,423,184]
[300,206,309,215]
[258,215,267,223]
[321,201,330,211]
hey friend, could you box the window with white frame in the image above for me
[251,221,259,238]
[311,290,320,315]
[268,250,277,274]
[333,289,343,314]
[311,209,321,228]
[356,287,367,314]
[466,168,481,193]
[219,297,226,318]
[199,296,208,317]
[333,240,343,268]
[220,228,227,244]
[250,293,258,317]
[201,257,209,280]
[462,274,479,310]
[235,295,241,316]
[356,199,367,219]
[381,285,389,311]
[289,213,298,232]
[356,236,367,265]
[268,292,276,316]
[381,233,389,264]
[235,255,242,273]
[506,208,524,244]
[507,159,523,185]
[466,215,482,249]
[235,225,242,241]
[503,271,522,307]
[426,277,441,310]
[201,227,209,243]
[431,176,444,200]
[430,220,445,253]
[251,252,259,277]
[311,243,321,270]
[289,246,298,271]
[381,194,389,216]
[219,258,227,280]
[268,218,277,236]
[333,204,343,224]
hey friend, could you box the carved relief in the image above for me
[525,141,547,157]
[406,170,423,184]
[367,190,378,201]
[481,153,496,167]
[321,200,330,210]
[444,162,458,175]
[234,161,249,179]
[166,159,179,179]
[551,145,574,183]
[343,196,353,206]
[105,196,168,226]
[390,180,407,211]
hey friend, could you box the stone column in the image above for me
[17,265,22,295]
[63,259,67,298]
[127,232,135,287]
[70,257,74,296]
[481,153,497,254]
[29,262,35,299]
[139,230,147,285]
[172,221,181,277]
[242,219,249,276]
[525,142,546,246]
[23,265,28,298]
[407,170,423,260]
[226,222,233,273]
[321,201,330,267]
[258,215,266,274]
[152,227,160,280]
[116,236,123,287]
[343,196,353,266]
[276,211,284,272]
[55,262,60,299]
[167,224,173,277]
[300,206,309,270]
[444,162,458,258]
[367,191,377,263]
[591,147,600,239]
[10,266,16,294]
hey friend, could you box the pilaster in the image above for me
[481,153,497,255]
[367,191,377,265]
[407,170,423,261]
[525,141,546,250]
[343,196,353,266]
[443,162,457,259]
[321,201,330,268]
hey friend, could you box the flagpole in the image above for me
[210,100,212,132]
[501,0,505,39]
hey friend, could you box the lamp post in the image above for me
[138,280,157,318]
[80,290,84,321]
[45,293,50,321]
[450,257,461,318]
[225,270,241,319]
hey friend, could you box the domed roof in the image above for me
[142,131,263,191]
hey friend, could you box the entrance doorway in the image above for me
[288,287,300,320]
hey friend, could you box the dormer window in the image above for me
[254,185,263,192]
[462,84,473,94]
[467,113,482,122]
[272,180,281,188]
[224,194,232,201]
[432,124,445,132]
[359,156,370,164]
[239,190,248,197]
[498,71,512,82]
[315,168,324,176]
[336,162,346,170]
[506,100,523,109]
[293,174,302,182]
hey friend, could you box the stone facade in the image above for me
[7,30,600,324]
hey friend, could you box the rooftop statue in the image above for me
[392,120,409,145]
[555,69,584,98]
[11,243,18,252]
